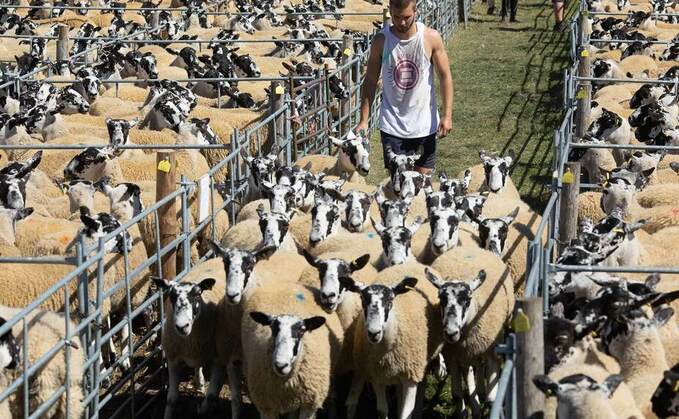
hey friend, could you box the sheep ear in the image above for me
[624,219,646,234]
[601,374,624,398]
[393,276,417,296]
[438,171,448,182]
[532,375,560,397]
[105,116,112,125]
[425,267,445,289]
[645,272,661,289]
[339,276,363,293]
[641,167,655,178]
[197,278,216,292]
[15,207,33,221]
[80,212,99,231]
[128,117,139,128]
[470,270,487,292]
[504,150,515,166]
[254,245,276,261]
[256,203,266,219]
[462,169,472,188]
[302,248,319,267]
[501,207,520,225]
[655,307,674,328]
[151,276,171,290]
[350,254,370,272]
[210,240,228,257]
[370,217,385,235]
[303,316,326,332]
[374,186,386,206]
[250,311,273,326]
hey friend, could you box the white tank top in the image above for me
[379,22,440,138]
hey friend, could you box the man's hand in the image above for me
[355,121,369,138]
[437,116,452,138]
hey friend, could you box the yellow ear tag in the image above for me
[581,49,589,57]
[591,331,598,338]
[275,85,285,95]
[562,169,574,184]
[674,381,679,392]
[612,228,624,233]
[343,48,352,57]
[158,159,171,173]
[576,89,587,100]
[512,308,531,333]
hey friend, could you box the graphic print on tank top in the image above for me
[389,56,419,91]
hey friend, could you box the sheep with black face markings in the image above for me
[294,132,371,184]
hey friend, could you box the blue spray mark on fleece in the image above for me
[296,292,305,302]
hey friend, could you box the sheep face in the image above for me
[629,84,667,109]
[24,105,58,135]
[154,277,216,336]
[309,200,341,246]
[256,205,294,249]
[372,217,422,266]
[479,150,514,193]
[426,268,486,343]
[106,117,138,148]
[261,181,296,214]
[652,365,679,417]
[623,150,664,173]
[344,190,371,232]
[302,251,370,311]
[78,75,102,103]
[60,180,96,214]
[341,276,417,344]
[375,189,409,229]
[428,208,462,256]
[533,374,623,419]
[0,176,28,210]
[386,150,419,194]
[476,207,519,255]
[328,75,349,100]
[233,53,261,77]
[600,180,636,216]
[94,179,144,220]
[424,188,454,216]
[454,195,487,224]
[398,171,425,200]
[59,87,90,114]
[0,207,34,246]
[78,207,131,254]
[439,169,471,196]
[184,118,219,145]
[332,132,371,176]
[243,146,280,189]
[600,307,673,360]
[250,312,326,377]
[210,242,273,304]
[0,317,20,370]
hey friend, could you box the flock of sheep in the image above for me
[535,0,679,417]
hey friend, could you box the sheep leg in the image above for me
[119,325,132,371]
[397,380,418,419]
[466,365,482,418]
[164,363,181,419]
[198,365,224,415]
[373,382,389,419]
[227,360,243,419]
[485,356,500,403]
[298,407,317,419]
[345,374,365,419]
[193,367,205,392]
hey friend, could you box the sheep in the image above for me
[241,281,344,419]
[533,374,625,419]
[0,306,84,419]
[221,204,298,254]
[567,136,618,183]
[293,132,371,184]
[93,177,144,222]
[585,107,633,165]
[152,261,229,419]
[427,245,514,409]
[62,145,123,183]
[459,163,521,201]
[0,207,33,248]
[341,262,444,419]
[13,213,81,256]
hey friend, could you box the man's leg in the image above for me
[509,0,518,22]
[414,133,436,175]
[553,0,566,31]
[381,130,403,170]
[487,0,495,14]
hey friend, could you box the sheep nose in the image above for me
[273,361,289,375]
[367,330,381,342]
[309,237,320,246]
[444,330,460,343]
[175,323,190,335]
[321,291,336,301]
[227,292,241,303]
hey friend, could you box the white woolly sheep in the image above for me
[241,281,344,419]
[342,262,444,419]
[293,132,371,184]
[533,373,625,419]
[220,205,298,254]
[0,306,85,419]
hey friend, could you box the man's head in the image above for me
[389,0,417,34]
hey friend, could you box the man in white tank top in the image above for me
[354,0,454,175]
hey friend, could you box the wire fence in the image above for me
[0,0,471,417]
[489,0,679,416]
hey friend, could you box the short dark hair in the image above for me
[389,0,417,10]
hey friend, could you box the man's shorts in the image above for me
[381,130,437,170]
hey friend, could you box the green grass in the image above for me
[368,0,574,211]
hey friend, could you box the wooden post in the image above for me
[575,12,592,139]
[156,151,178,281]
[383,8,390,29]
[56,25,69,63]
[558,162,581,251]
[340,34,353,137]
[269,80,284,148]
[516,297,545,419]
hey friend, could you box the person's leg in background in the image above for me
[487,0,495,15]
[553,0,566,31]
[500,0,518,22]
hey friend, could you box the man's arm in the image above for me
[429,29,454,138]
[355,33,384,135]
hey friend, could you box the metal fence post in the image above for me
[57,25,69,63]
[156,151,178,281]
[341,34,353,138]
[516,297,545,419]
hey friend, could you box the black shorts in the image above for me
[381,130,437,170]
